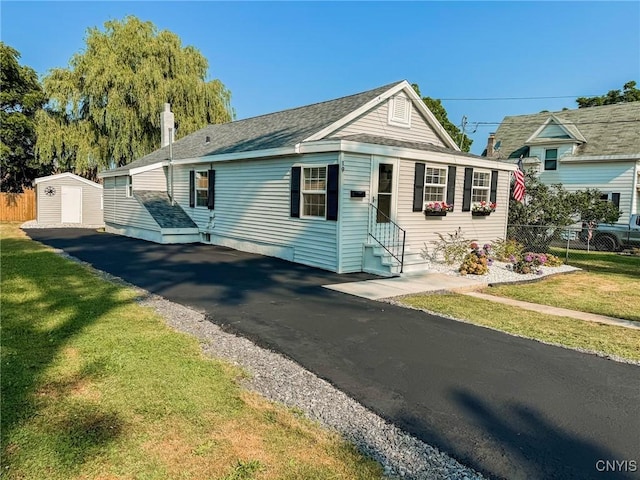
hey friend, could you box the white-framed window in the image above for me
[195,170,209,207]
[302,166,326,217]
[471,170,491,203]
[424,166,447,203]
[388,94,411,127]
[544,148,558,170]
[126,176,133,197]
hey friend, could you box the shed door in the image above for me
[61,186,82,223]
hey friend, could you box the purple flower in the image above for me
[525,255,533,262]
[483,244,491,251]
[509,255,516,262]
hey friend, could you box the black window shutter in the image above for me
[189,170,195,208]
[207,169,215,210]
[462,167,473,211]
[290,166,301,218]
[490,170,499,203]
[326,164,339,221]
[446,166,456,206]
[612,192,620,208]
[413,163,425,212]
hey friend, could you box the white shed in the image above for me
[34,172,104,226]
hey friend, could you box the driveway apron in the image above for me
[25,229,640,480]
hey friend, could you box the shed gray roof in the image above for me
[108,81,404,174]
[490,102,640,159]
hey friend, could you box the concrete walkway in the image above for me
[324,273,639,330]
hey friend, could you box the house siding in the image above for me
[36,175,103,225]
[103,175,160,231]
[396,159,510,254]
[339,153,372,272]
[538,160,638,223]
[133,166,167,190]
[333,95,446,147]
[174,153,340,271]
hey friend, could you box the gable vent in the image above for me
[388,95,411,127]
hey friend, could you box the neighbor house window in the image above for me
[126,176,133,197]
[195,170,209,207]
[302,166,326,217]
[545,148,558,170]
[471,171,490,203]
[424,166,447,203]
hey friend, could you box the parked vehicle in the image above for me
[582,214,640,251]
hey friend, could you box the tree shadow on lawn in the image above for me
[564,250,640,279]
[1,236,129,475]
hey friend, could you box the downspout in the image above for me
[169,128,174,206]
[632,160,639,218]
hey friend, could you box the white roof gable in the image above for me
[34,172,103,189]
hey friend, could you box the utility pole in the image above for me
[459,115,467,150]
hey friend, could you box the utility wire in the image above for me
[440,95,600,101]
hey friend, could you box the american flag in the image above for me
[513,156,526,202]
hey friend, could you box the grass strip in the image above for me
[400,293,640,362]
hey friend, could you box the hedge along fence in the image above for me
[1,189,36,221]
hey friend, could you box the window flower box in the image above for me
[424,201,453,217]
[471,201,496,216]
[425,211,448,217]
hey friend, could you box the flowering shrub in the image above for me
[424,201,453,213]
[459,242,493,275]
[544,254,564,267]
[472,201,496,213]
[509,251,564,274]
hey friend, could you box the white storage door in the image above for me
[61,186,82,223]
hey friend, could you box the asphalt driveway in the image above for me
[26,228,640,480]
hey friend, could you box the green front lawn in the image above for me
[1,224,385,480]
[487,250,640,322]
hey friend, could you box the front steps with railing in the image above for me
[363,243,434,277]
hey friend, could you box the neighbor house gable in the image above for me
[489,102,640,161]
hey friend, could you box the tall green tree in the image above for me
[411,83,472,152]
[1,43,48,192]
[36,16,234,178]
[576,80,640,108]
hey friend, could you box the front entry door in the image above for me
[371,157,398,235]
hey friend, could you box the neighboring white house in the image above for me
[99,80,515,276]
[34,172,104,226]
[485,102,640,224]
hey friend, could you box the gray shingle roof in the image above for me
[108,81,404,174]
[490,102,640,159]
[133,190,197,229]
[336,133,484,160]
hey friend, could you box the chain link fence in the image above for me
[506,224,636,263]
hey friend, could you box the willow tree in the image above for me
[36,16,233,178]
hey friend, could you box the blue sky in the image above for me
[2,1,639,154]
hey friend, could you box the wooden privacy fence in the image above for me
[1,189,36,221]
